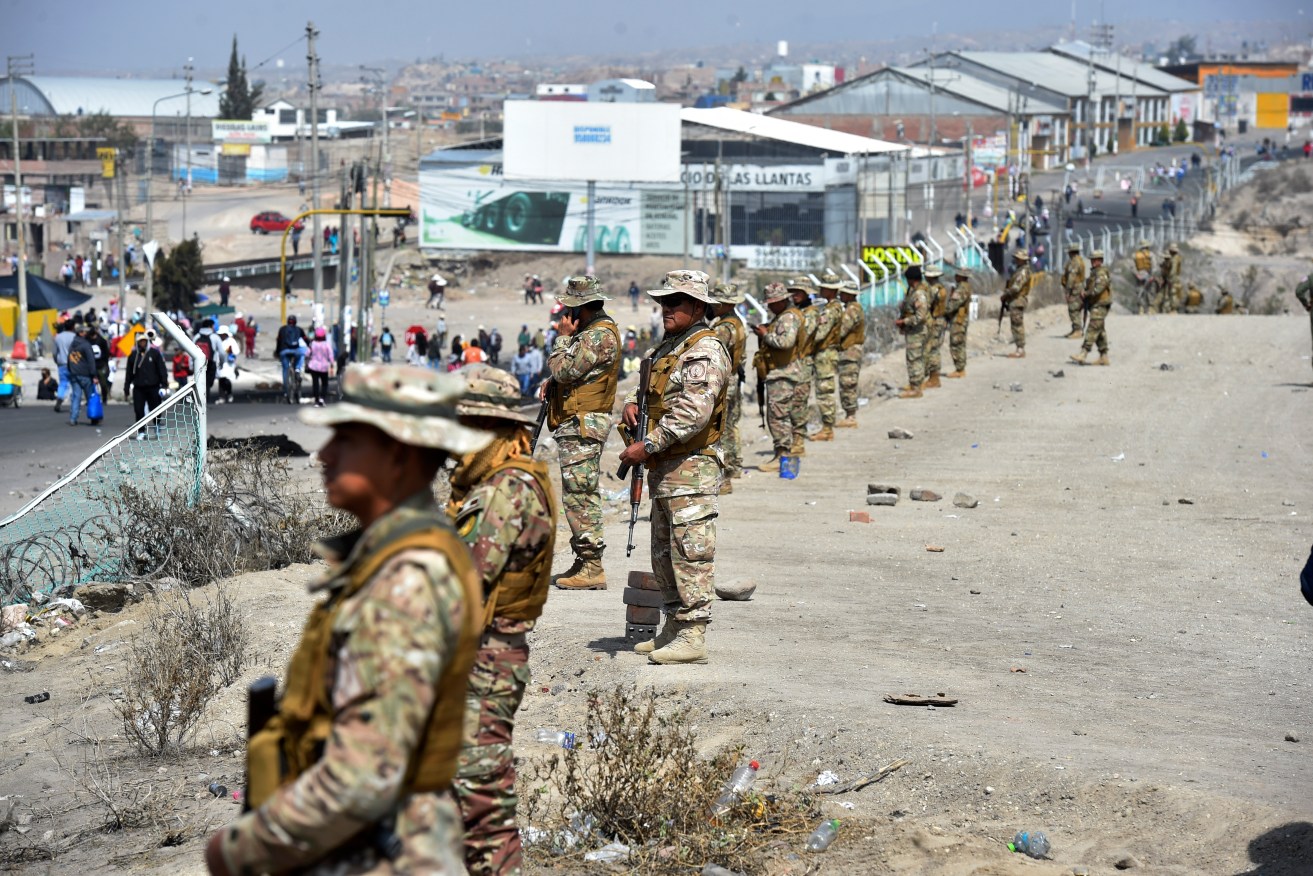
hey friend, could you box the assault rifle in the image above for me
[625,358,651,558]
[244,676,278,813]
[530,379,552,452]
[996,299,1010,337]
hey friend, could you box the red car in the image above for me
[249,211,305,234]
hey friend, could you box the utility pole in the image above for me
[307,21,323,304]
[8,54,34,350]
[182,59,194,239]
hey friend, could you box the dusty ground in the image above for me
[2,290,1311,873]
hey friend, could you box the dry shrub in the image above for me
[523,685,820,873]
[116,588,247,755]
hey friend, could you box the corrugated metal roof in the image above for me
[890,67,1068,114]
[680,106,913,155]
[941,52,1167,98]
[0,75,222,118]
[1048,42,1198,93]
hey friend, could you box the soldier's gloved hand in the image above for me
[622,402,639,429]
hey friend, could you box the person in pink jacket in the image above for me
[306,326,336,407]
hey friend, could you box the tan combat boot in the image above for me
[550,557,582,586]
[554,558,607,590]
[1006,349,1026,359]
[835,415,858,428]
[1070,350,1089,365]
[790,439,806,456]
[634,616,675,655]
[1065,328,1083,339]
[809,425,834,441]
[757,455,782,472]
[719,479,733,495]
[898,386,923,399]
[648,620,708,665]
[924,373,942,388]
[1095,353,1110,366]
[945,369,966,379]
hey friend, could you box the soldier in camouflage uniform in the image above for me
[621,270,730,665]
[1001,250,1031,358]
[709,282,748,493]
[834,280,865,427]
[1150,250,1173,315]
[944,266,973,378]
[921,265,948,388]
[787,276,819,455]
[896,264,930,398]
[206,364,491,876]
[753,282,802,469]
[1071,250,1112,366]
[546,276,620,590]
[1168,243,1184,313]
[808,270,845,440]
[449,364,557,876]
[1133,240,1155,314]
[1295,272,1313,373]
[1062,241,1088,338]
[1215,288,1237,314]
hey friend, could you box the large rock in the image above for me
[953,492,980,509]
[715,579,757,601]
[866,493,898,506]
[74,582,137,613]
[910,488,942,502]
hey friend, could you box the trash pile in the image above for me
[0,596,88,651]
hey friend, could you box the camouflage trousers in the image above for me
[923,319,946,376]
[791,359,814,441]
[836,357,860,417]
[1081,303,1110,354]
[764,377,797,456]
[1169,281,1183,313]
[949,319,968,372]
[1009,300,1027,349]
[454,643,532,876]
[651,493,717,622]
[556,435,605,560]
[903,328,927,387]
[811,350,838,427]
[718,379,743,475]
[1066,292,1084,332]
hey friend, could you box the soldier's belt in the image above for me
[481,631,528,650]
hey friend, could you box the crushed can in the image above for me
[779,455,800,479]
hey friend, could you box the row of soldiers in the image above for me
[208,268,820,875]
[894,262,978,395]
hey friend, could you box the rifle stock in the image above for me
[626,358,651,558]
[530,379,552,451]
[244,676,278,813]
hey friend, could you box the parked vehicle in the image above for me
[250,212,305,235]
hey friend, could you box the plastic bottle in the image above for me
[535,728,576,750]
[1010,830,1050,859]
[710,760,760,816]
[805,818,840,852]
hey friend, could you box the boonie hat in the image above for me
[763,282,791,304]
[817,269,844,291]
[301,364,492,454]
[647,269,716,304]
[954,265,970,276]
[785,275,814,293]
[558,275,611,306]
[838,280,860,297]
[1012,250,1028,261]
[455,363,538,424]
[1067,241,1081,251]
[712,281,745,305]
[1090,249,1105,260]
[924,266,943,279]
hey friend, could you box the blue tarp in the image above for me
[0,273,93,311]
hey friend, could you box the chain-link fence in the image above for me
[0,314,205,604]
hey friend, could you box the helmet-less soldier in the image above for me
[787,276,819,454]
[449,364,557,876]
[545,276,620,590]
[921,265,948,388]
[709,281,748,493]
[1000,250,1032,358]
[619,270,730,665]
[1062,241,1088,338]
[1070,250,1112,366]
[944,266,974,379]
[834,280,866,427]
[752,282,803,469]
[809,269,846,439]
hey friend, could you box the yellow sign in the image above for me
[221,143,251,156]
[96,147,115,179]
[861,245,921,270]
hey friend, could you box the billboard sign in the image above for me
[212,119,272,144]
[503,101,680,182]
[861,245,921,272]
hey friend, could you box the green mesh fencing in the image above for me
[0,315,206,604]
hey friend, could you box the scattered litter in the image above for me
[584,842,630,863]
[0,657,35,672]
[1011,667,1027,673]
[884,693,957,707]
[1178,498,1195,505]
[814,759,909,795]
[848,511,871,524]
[805,818,841,852]
[925,545,945,553]
[1049,369,1065,378]
[1110,452,1125,462]
[969,589,981,595]
[1261,451,1269,459]
[1285,734,1300,743]
[1009,383,1023,392]
[971,443,980,449]
[815,770,841,786]
[208,782,228,798]
[888,427,914,440]
[838,801,855,810]
[1158,363,1174,371]
[23,691,49,704]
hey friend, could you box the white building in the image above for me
[588,79,657,103]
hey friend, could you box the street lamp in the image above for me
[146,86,210,315]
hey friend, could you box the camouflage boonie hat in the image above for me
[1012,250,1028,261]
[764,282,791,304]
[300,364,493,454]
[817,269,844,291]
[954,265,970,276]
[1139,239,1151,247]
[1168,243,1179,254]
[785,275,814,293]
[647,269,716,304]
[558,275,610,306]
[924,266,943,279]
[1090,249,1105,260]
[838,280,860,297]
[712,281,745,305]
[455,363,538,424]
[1067,241,1081,251]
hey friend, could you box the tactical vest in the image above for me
[478,458,557,629]
[794,306,818,359]
[546,316,620,430]
[1088,266,1112,307]
[245,515,480,810]
[713,313,748,374]
[1134,249,1153,272]
[949,282,972,325]
[926,283,947,320]
[645,326,726,463]
[819,301,845,350]
[1063,256,1086,288]
[839,302,866,351]
[762,306,802,372]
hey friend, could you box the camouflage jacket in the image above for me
[837,301,866,363]
[945,280,972,326]
[626,321,730,498]
[761,308,803,382]
[548,314,619,442]
[813,300,845,354]
[1003,266,1031,305]
[898,282,930,334]
[710,312,747,375]
[452,455,555,636]
[798,304,820,360]
[1062,255,1087,293]
[218,492,471,875]
[1084,264,1112,307]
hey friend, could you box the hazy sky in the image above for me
[2,0,1301,76]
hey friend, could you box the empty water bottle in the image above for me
[1010,830,1050,859]
[805,818,840,852]
[711,760,760,816]
[535,728,576,750]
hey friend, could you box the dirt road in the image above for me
[1,305,1310,874]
